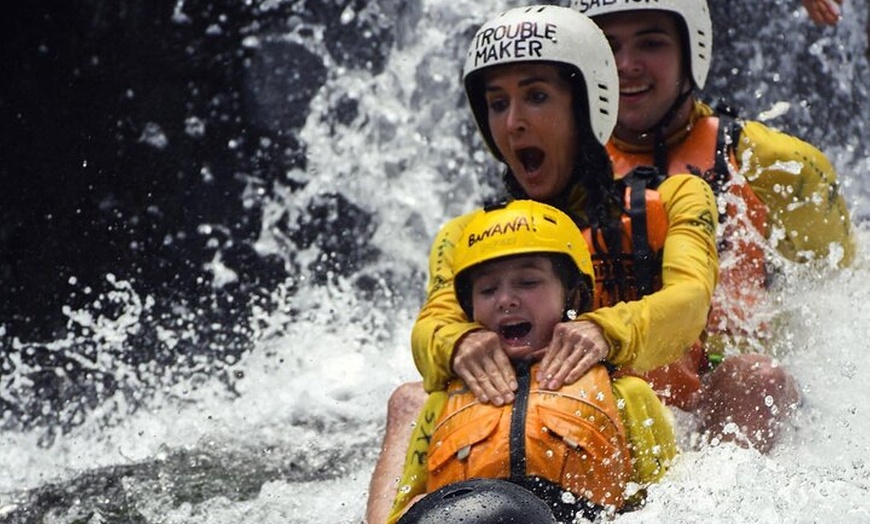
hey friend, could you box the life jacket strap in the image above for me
[509,361,531,482]
[624,166,662,299]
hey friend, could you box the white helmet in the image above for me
[573,0,713,89]
[462,5,619,156]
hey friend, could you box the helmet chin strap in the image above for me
[651,83,694,176]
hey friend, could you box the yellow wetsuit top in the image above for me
[386,174,718,523]
[412,174,718,393]
[732,111,855,266]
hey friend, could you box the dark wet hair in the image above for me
[396,478,557,524]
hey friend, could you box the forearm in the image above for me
[410,212,479,392]
[585,277,711,372]
[583,175,718,372]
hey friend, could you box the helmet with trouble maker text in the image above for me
[462,5,619,159]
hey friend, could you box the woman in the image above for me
[366,6,719,523]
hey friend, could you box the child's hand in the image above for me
[802,0,842,26]
[451,330,517,406]
[537,320,608,390]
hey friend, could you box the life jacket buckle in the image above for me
[629,165,659,181]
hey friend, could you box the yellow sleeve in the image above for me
[581,175,719,372]
[411,212,485,393]
[386,392,447,524]
[612,376,677,486]
[737,120,855,266]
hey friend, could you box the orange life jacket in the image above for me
[582,168,668,310]
[605,115,770,410]
[427,362,630,512]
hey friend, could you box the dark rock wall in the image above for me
[0,0,409,340]
[707,0,869,165]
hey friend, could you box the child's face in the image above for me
[470,255,566,360]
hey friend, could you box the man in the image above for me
[576,0,854,452]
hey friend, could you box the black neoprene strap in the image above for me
[509,361,531,482]
[706,114,737,197]
[627,171,654,298]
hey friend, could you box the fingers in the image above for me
[537,327,573,387]
[561,348,605,387]
[460,360,516,406]
[539,337,595,391]
[537,321,608,390]
[452,331,517,406]
[803,0,842,26]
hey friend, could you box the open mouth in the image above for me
[517,147,544,173]
[500,322,532,342]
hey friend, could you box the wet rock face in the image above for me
[0,0,409,340]
[706,0,869,156]
[0,0,406,434]
[0,433,376,522]
[2,1,259,339]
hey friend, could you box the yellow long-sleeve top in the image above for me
[412,174,719,393]
[610,101,855,267]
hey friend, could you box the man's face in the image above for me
[597,11,690,139]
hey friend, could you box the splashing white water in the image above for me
[1,0,869,523]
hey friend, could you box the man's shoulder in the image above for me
[736,119,825,165]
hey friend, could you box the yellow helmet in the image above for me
[453,200,595,318]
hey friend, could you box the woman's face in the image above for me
[470,255,566,360]
[596,11,691,141]
[484,63,579,202]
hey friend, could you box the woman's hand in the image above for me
[537,320,609,390]
[451,330,517,406]
[802,0,842,26]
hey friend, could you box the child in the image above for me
[389,200,677,524]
